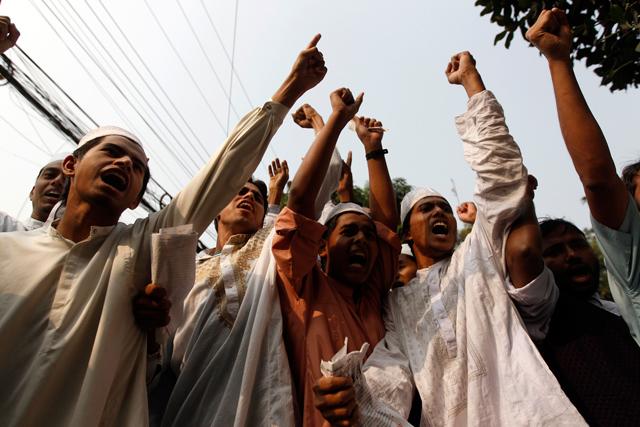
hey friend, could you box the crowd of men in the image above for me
[1,7,639,427]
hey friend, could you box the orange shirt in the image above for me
[272,207,400,426]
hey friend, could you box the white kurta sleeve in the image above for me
[363,304,415,420]
[507,266,559,340]
[455,90,528,278]
[148,101,289,235]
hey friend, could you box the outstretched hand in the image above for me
[292,103,325,132]
[313,376,360,426]
[354,116,384,149]
[445,51,486,98]
[526,8,572,62]
[330,88,364,126]
[0,16,20,54]
[268,158,289,205]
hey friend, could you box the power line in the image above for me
[175,0,240,121]
[226,0,240,135]
[26,1,187,189]
[142,0,228,136]
[36,0,197,182]
[198,0,253,108]
[94,0,215,168]
[58,0,207,170]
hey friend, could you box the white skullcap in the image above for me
[78,126,142,149]
[320,202,371,226]
[400,243,414,257]
[400,187,445,225]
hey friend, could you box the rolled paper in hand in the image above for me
[348,119,388,133]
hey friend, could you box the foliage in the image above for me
[474,0,640,91]
[583,227,613,300]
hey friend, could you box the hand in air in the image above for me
[337,151,353,202]
[292,103,324,131]
[268,158,289,196]
[456,201,477,225]
[289,34,328,94]
[330,88,364,126]
[526,8,572,61]
[354,116,384,149]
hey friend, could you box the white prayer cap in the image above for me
[320,202,370,226]
[78,126,143,149]
[401,243,414,257]
[400,187,445,225]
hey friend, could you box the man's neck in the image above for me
[30,209,48,223]
[56,198,120,243]
[214,223,256,253]
[415,252,451,270]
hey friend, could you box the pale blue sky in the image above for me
[1,0,637,245]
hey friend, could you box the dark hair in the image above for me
[214,178,269,231]
[61,137,150,203]
[622,160,640,195]
[538,217,585,239]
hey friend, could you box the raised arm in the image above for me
[337,151,354,203]
[150,35,327,235]
[526,8,628,228]
[354,117,398,230]
[287,88,363,218]
[268,158,289,207]
[447,52,529,265]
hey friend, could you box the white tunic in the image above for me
[0,101,288,427]
[0,211,44,232]
[363,91,585,426]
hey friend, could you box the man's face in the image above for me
[394,253,417,287]
[66,136,148,214]
[30,160,65,221]
[216,182,266,236]
[325,212,379,287]
[542,227,599,298]
[407,196,457,260]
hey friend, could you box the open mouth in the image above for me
[568,264,592,280]
[101,170,128,192]
[237,201,254,212]
[348,249,368,268]
[44,190,61,199]
[431,221,449,236]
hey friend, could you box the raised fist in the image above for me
[456,201,477,225]
[445,51,478,85]
[353,116,384,148]
[292,103,324,131]
[525,8,572,61]
[330,88,364,125]
[0,16,20,54]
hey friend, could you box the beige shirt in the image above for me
[0,101,288,427]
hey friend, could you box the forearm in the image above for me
[288,113,346,217]
[548,59,628,226]
[268,187,284,206]
[365,142,398,230]
[505,200,544,288]
[272,76,305,109]
[153,102,287,235]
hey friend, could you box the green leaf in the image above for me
[494,30,508,44]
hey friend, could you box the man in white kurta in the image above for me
[315,53,584,426]
[0,33,327,426]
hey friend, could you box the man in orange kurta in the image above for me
[273,205,399,425]
[272,89,400,426]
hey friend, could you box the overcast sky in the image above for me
[1,0,638,245]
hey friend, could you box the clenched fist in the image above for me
[526,8,572,62]
[0,16,20,54]
[330,88,364,126]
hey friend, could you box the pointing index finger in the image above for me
[307,33,321,49]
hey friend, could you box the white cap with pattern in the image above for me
[320,202,370,226]
[78,126,142,148]
[400,187,445,225]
